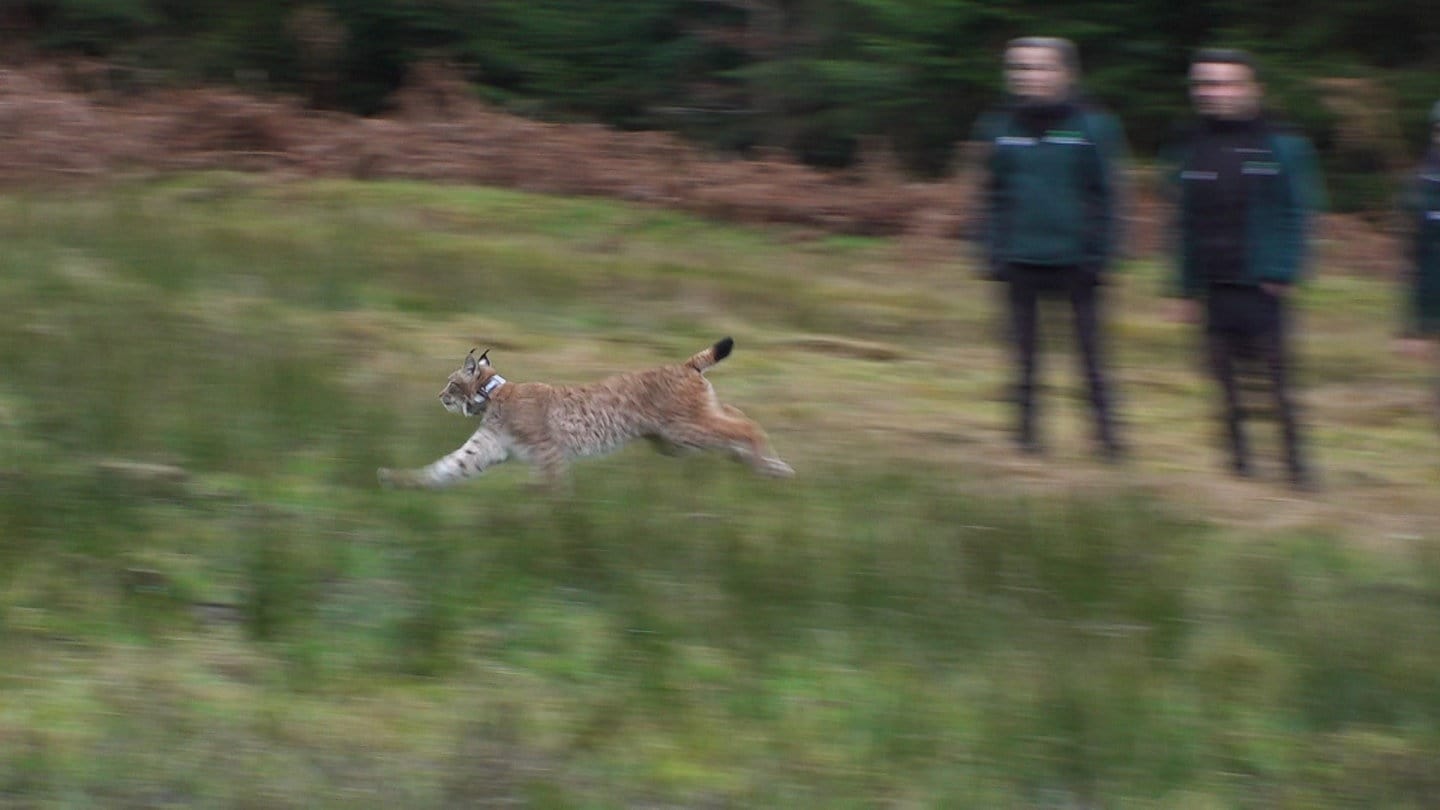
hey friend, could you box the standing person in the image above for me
[1167,49,1325,490]
[973,37,1128,461]
[1395,101,1440,425]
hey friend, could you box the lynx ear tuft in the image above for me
[477,348,491,366]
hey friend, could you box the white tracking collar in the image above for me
[474,374,507,404]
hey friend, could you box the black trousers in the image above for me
[1004,263,1118,452]
[1203,285,1306,476]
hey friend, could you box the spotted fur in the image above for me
[378,337,792,490]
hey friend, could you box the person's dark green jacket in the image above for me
[1403,154,1440,335]
[973,100,1127,279]
[1169,120,1326,297]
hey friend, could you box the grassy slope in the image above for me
[1,174,1439,807]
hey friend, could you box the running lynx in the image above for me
[377,337,794,490]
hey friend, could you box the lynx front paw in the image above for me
[379,467,441,490]
[761,457,795,478]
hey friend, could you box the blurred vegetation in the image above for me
[1,175,1439,805]
[3,0,1437,208]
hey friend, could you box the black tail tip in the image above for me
[714,336,734,361]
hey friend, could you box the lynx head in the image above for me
[439,348,502,417]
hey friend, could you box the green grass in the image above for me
[2,175,1440,807]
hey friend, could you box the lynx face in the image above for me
[438,349,495,417]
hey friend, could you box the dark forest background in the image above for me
[2,0,1437,209]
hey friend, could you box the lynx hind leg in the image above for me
[664,404,794,478]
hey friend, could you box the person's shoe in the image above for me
[1099,440,1127,465]
[1288,466,1320,494]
